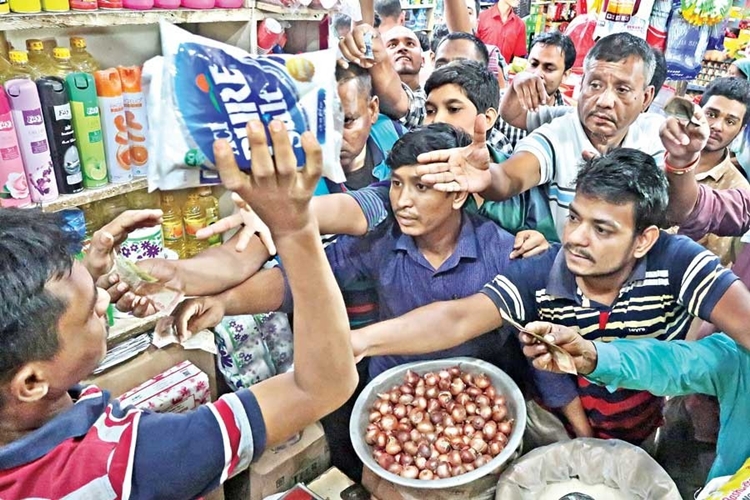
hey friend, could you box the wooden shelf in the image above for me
[0,8,256,30]
[254,1,326,20]
[39,177,147,212]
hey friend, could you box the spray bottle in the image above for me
[117,65,149,177]
[5,78,58,202]
[66,72,107,188]
[37,76,83,194]
[94,68,131,184]
[0,86,31,207]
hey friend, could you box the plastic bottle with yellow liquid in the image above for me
[183,193,208,257]
[0,55,14,84]
[7,51,39,80]
[161,193,186,258]
[51,48,75,79]
[41,0,69,12]
[69,37,100,73]
[26,40,56,76]
[197,186,221,247]
[126,189,158,210]
[80,202,103,244]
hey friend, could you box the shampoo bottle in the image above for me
[66,72,108,188]
[0,86,31,207]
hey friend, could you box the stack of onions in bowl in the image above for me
[363,366,514,480]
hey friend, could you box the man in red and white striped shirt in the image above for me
[0,120,358,500]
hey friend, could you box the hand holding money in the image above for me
[505,315,586,375]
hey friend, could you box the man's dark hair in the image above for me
[332,13,352,34]
[0,209,79,383]
[435,31,489,66]
[430,24,449,53]
[575,148,669,233]
[425,59,499,114]
[335,62,373,98]
[473,0,480,15]
[415,30,430,52]
[700,76,750,127]
[584,33,656,88]
[387,123,471,170]
[530,31,576,72]
[650,47,667,98]
[374,0,401,20]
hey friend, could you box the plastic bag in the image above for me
[494,438,681,500]
[147,21,345,192]
[699,457,750,499]
[664,0,710,81]
[564,14,598,69]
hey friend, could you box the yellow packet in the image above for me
[705,458,750,499]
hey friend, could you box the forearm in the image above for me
[216,267,285,316]
[176,234,271,296]
[371,62,409,119]
[480,161,529,201]
[561,397,593,437]
[359,0,373,25]
[667,169,700,227]
[499,85,528,130]
[312,193,368,236]
[445,0,472,32]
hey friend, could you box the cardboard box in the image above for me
[362,467,500,500]
[86,343,218,401]
[118,360,210,413]
[307,467,355,499]
[246,422,331,500]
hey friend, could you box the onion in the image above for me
[463,423,476,437]
[450,436,464,450]
[400,384,414,395]
[473,455,487,469]
[400,453,414,466]
[474,374,491,389]
[416,420,434,435]
[464,463,475,472]
[438,378,451,391]
[399,394,414,406]
[389,390,401,404]
[491,405,507,422]
[415,396,428,410]
[448,366,461,377]
[434,437,451,454]
[493,396,506,407]
[465,402,477,415]
[369,411,382,423]
[418,469,434,480]
[484,385,497,399]
[495,432,508,445]
[489,440,504,457]
[451,405,467,423]
[386,437,402,455]
[424,372,438,387]
[424,431,438,444]
[401,465,419,479]
[455,392,471,406]
[483,420,498,440]
[393,403,407,419]
[438,391,453,408]
[475,395,490,407]
[396,430,411,444]
[378,401,393,415]
[365,428,379,445]
[409,408,425,425]
[426,458,439,472]
[377,392,390,402]
[448,450,463,466]
[443,426,460,438]
[405,369,419,386]
[377,452,395,470]
[376,432,387,449]
[450,378,465,396]
[498,419,513,435]
[471,416,486,430]
[482,454,493,463]
[451,465,466,477]
[466,387,482,398]
[470,436,488,454]
[403,441,418,456]
[438,369,451,380]
[461,372,473,386]
[442,414,456,428]
[397,421,412,432]
[388,463,403,475]
[409,429,421,442]
[460,448,477,464]
[380,414,398,431]
[418,443,432,459]
[414,385,426,397]
[425,386,439,399]
[427,398,440,413]
[415,456,427,470]
[436,462,451,478]
[478,405,492,421]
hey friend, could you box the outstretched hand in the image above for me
[660,104,709,167]
[416,115,492,193]
[519,321,598,375]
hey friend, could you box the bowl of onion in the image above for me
[350,357,526,492]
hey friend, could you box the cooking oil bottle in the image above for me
[197,186,221,247]
[161,193,186,258]
[126,189,158,210]
[51,47,74,79]
[80,202,103,245]
[7,50,38,80]
[26,39,56,76]
[69,36,99,73]
[182,193,208,257]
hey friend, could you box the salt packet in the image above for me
[147,21,345,191]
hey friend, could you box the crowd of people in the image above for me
[2,1,750,497]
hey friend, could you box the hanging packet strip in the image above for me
[147,21,345,191]
[593,0,656,40]
[664,0,710,81]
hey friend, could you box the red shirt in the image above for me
[477,5,527,65]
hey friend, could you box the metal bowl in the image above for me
[350,357,526,490]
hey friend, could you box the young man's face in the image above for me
[337,78,379,172]
[702,95,747,153]
[578,56,653,144]
[526,43,568,96]
[425,83,485,135]
[383,27,423,77]
[464,0,478,30]
[390,165,459,237]
[44,261,110,391]
[562,194,642,279]
[434,39,484,70]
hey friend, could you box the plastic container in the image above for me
[94,69,132,184]
[5,78,59,202]
[69,0,95,9]
[197,186,221,247]
[42,0,68,12]
[7,51,38,80]
[122,0,152,9]
[26,39,56,76]
[37,77,83,194]
[66,72,108,188]
[152,0,178,8]
[182,193,208,257]
[0,0,9,14]
[180,0,213,9]
[69,37,100,71]
[0,86,31,207]
[9,0,40,12]
[214,0,241,7]
[51,47,75,79]
[117,65,149,177]
[97,0,121,9]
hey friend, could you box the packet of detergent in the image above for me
[147,21,345,191]
[703,458,750,499]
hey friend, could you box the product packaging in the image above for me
[66,72,108,188]
[117,65,150,177]
[0,86,31,207]
[94,69,133,184]
[117,360,210,413]
[146,21,344,191]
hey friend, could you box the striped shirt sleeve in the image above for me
[345,183,392,232]
[514,126,557,186]
[130,389,266,499]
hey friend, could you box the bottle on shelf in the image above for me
[51,47,75,79]
[182,193,208,257]
[26,39,56,76]
[94,68,132,185]
[80,202,103,245]
[117,66,150,177]
[69,0,96,9]
[37,76,84,194]
[97,0,122,10]
[7,51,39,81]
[99,194,129,221]
[9,0,41,13]
[5,78,59,203]
[126,189,158,210]
[69,37,100,72]
[197,186,221,247]
[41,0,69,12]
[66,72,108,189]
[180,0,214,8]
[41,38,58,55]
[122,0,152,11]
[161,193,186,258]
[152,0,178,8]
[0,86,32,208]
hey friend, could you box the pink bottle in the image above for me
[214,0,241,8]
[0,86,32,207]
[5,78,59,203]
[123,0,153,9]
[153,0,178,8]
[180,0,213,9]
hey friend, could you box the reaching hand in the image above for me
[416,116,492,193]
[511,72,549,113]
[84,209,163,280]
[216,120,322,239]
[518,321,598,375]
[660,105,709,167]
[338,23,386,69]
[171,296,226,341]
[195,192,276,254]
[98,258,183,318]
[509,230,550,259]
